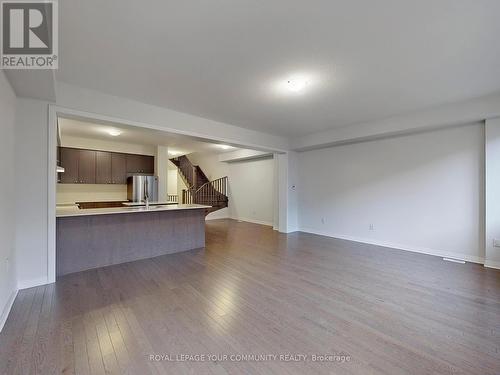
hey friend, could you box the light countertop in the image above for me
[56,204,211,218]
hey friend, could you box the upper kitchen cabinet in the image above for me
[78,149,96,184]
[96,151,128,184]
[58,147,154,184]
[126,154,154,174]
[111,153,127,184]
[96,151,112,184]
[59,147,79,183]
[59,148,96,184]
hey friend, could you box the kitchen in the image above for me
[55,117,226,277]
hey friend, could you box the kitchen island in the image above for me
[56,204,210,276]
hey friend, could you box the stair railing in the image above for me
[182,189,194,204]
[182,176,228,207]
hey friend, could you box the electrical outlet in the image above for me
[369,224,374,231]
[493,239,500,247]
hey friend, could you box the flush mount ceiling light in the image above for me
[286,77,310,93]
[273,72,318,96]
[107,129,122,136]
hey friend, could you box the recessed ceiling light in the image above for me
[217,144,232,150]
[107,129,122,136]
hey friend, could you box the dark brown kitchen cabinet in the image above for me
[96,151,112,184]
[78,149,96,184]
[58,147,154,184]
[111,153,127,184]
[96,151,128,184]
[126,154,154,174]
[59,147,79,183]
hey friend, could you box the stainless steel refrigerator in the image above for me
[127,175,158,202]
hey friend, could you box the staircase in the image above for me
[170,155,228,214]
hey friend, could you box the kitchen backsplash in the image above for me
[56,183,127,204]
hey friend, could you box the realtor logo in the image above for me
[1,0,58,69]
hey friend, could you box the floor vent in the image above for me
[443,257,466,264]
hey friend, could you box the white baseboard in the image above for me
[231,217,273,227]
[17,276,48,290]
[280,227,298,234]
[0,289,18,332]
[299,227,486,265]
[205,214,229,221]
[484,260,500,270]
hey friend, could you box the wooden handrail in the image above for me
[194,176,227,194]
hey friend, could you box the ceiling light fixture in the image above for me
[286,77,309,93]
[217,144,231,150]
[107,129,122,136]
[273,72,318,96]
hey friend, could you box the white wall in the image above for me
[228,157,275,225]
[188,152,275,225]
[0,72,18,331]
[485,118,500,269]
[155,145,169,202]
[167,168,178,195]
[298,123,485,263]
[188,152,229,181]
[15,98,50,289]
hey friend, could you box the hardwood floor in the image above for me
[1,219,499,374]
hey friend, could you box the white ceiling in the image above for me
[58,117,240,156]
[57,0,500,137]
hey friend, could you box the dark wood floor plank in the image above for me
[0,287,36,374]
[1,219,499,374]
[14,286,47,375]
